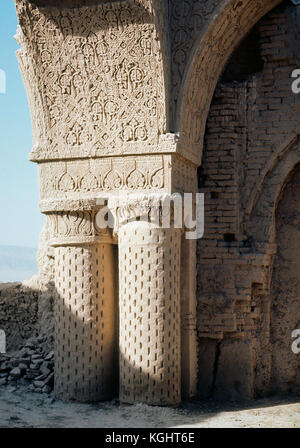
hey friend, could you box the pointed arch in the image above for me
[177,0,283,165]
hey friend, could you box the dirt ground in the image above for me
[0,385,299,428]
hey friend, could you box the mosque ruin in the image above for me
[3,0,299,404]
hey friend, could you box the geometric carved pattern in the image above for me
[14,0,300,407]
[46,211,112,245]
[169,0,220,128]
[39,156,169,201]
[38,155,198,203]
[14,0,199,406]
[16,0,167,160]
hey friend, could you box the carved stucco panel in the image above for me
[16,0,168,160]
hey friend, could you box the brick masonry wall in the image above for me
[196,2,300,399]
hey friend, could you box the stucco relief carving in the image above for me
[14,0,198,405]
[16,0,168,160]
[38,156,170,202]
[13,0,300,405]
[46,209,113,246]
[17,0,295,406]
[108,192,187,234]
[38,154,197,211]
[169,0,220,128]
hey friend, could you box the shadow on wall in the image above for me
[1,275,300,406]
[195,0,300,402]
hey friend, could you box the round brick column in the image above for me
[54,243,117,402]
[118,220,181,405]
[49,209,118,402]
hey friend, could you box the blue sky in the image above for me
[0,0,44,249]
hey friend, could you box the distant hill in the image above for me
[0,246,38,283]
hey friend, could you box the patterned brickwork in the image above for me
[118,221,181,405]
[54,244,117,401]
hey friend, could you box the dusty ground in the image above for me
[0,385,299,428]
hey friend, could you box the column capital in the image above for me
[108,192,185,235]
[46,207,113,247]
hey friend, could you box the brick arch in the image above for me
[245,135,300,223]
[245,137,300,245]
[269,163,300,394]
[177,0,282,166]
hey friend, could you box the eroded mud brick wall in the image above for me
[0,284,39,351]
[197,1,300,400]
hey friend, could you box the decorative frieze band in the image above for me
[38,154,197,204]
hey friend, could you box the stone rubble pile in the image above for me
[0,336,54,394]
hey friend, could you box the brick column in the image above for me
[49,210,118,402]
[111,195,182,405]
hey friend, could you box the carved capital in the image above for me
[108,192,185,235]
[46,207,113,246]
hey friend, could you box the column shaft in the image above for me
[118,221,181,405]
[54,243,117,402]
